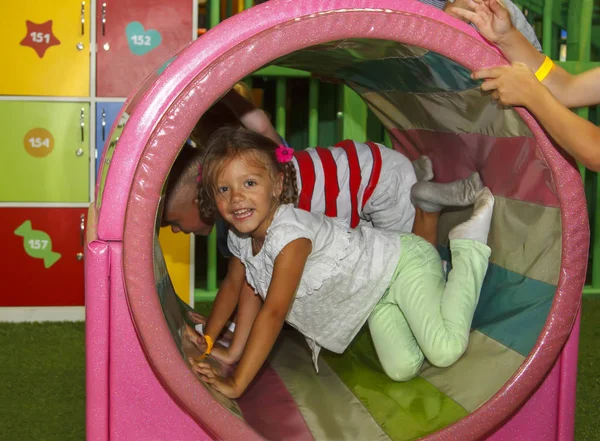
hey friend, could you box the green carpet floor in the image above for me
[0,322,85,441]
[0,297,598,441]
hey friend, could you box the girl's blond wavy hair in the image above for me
[198,126,298,220]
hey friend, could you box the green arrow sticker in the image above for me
[14,221,61,268]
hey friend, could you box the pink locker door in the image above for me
[0,208,85,307]
[96,0,192,97]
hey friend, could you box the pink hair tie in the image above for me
[196,164,202,183]
[275,144,294,163]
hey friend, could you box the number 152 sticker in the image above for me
[126,22,162,56]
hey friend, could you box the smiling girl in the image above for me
[191,126,494,399]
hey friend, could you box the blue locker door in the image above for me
[95,102,123,176]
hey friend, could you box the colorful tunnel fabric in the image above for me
[148,37,562,440]
[235,38,560,440]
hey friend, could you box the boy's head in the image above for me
[162,86,259,234]
[162,144,214,235]
[162,99,243,235]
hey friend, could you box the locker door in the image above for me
[96,0,192,97]
[0,0,90,97]
[0,208,86,307]
[0,102,90,203]
[95,102,123,176]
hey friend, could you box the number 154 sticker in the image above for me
[23,128,54,158]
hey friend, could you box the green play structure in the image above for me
[193,0,600,301]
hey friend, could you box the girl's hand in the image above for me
[190,359,242,399]
[472,62,544,107]
[188,311,207,325]
[450,0,514,45]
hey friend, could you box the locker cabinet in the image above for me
[0,101,90,203]
[95,102,123,175]
[0,208,86,306]
[0,0,90,96]
[96,0,192,97]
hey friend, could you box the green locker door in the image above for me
[0,102,90,202]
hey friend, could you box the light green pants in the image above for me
[368,234,491,381]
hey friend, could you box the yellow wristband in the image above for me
[535,56,554,82]
[204,335,214,355]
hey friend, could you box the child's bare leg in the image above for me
[412,207,440,247]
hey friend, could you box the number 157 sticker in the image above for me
[14,221,61,268]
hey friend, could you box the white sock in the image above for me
[448,188,495,244]
[411,155,434,182]
[411,172,483,212]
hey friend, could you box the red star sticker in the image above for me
[20,20,61,58]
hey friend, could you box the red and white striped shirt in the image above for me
[293,140,384,228]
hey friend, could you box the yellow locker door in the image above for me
[159,227,193,306]
[0,0,90,96]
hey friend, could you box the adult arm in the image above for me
[455,0,600,108]
[476,63,600,171]
[512,78,600,171]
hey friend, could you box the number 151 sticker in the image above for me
[20,20,61,58]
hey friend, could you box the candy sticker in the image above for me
[20,20,61,58]
[23,128,54,158]
[125,22,162,56]
[14,221,61,268]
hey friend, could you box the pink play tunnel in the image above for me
[85,1,587,440]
